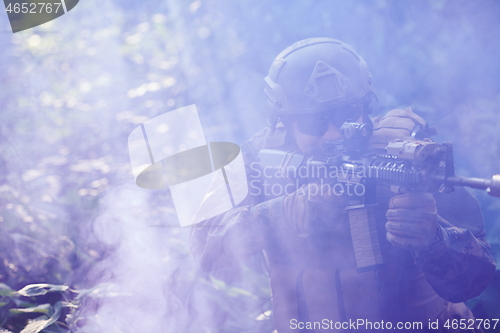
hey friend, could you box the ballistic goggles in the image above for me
[291,104,364,136]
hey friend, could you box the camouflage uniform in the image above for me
[191,114,495,333]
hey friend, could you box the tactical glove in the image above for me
[282,182,346,238]
[385,192,438,251]
[369,107,433,150]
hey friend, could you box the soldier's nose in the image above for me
[322,123,342,141]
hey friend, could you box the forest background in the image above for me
[0,0,500,332]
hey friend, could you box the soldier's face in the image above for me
[291,113,364,153]
[289,105,366,153]
[292,121,342,153]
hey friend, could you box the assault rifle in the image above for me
[258,123,500,272]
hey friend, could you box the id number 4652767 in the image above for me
[6,2,63,14]
[444,318,498,330]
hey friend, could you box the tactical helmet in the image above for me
[265,38,375,127]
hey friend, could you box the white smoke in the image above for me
[74,182,185,332]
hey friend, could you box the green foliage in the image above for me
[17,285,69,298]
[0,283,77,333]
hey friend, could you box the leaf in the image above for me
[0,283,18,297]
[17,284,69,297]
[9,303,51,315]
[255,310,272,321]
[227,286,255,299]
[19,316,49,333]
[13,299,38,308]
[75,282,130,299]
[209,276,257,299]
[20,302,62,333]
[40,325,68,333]
[59,301,78,309]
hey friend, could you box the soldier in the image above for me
[191,38,495,332]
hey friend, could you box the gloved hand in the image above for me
[369,107,433,150]
[282,182,346,238]
[385,192,438,252]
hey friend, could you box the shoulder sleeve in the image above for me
[415,187,496,302]
[189,127,274,280]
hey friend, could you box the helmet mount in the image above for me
[304,61,350,104]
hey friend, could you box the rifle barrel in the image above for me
[443,175,500,198]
